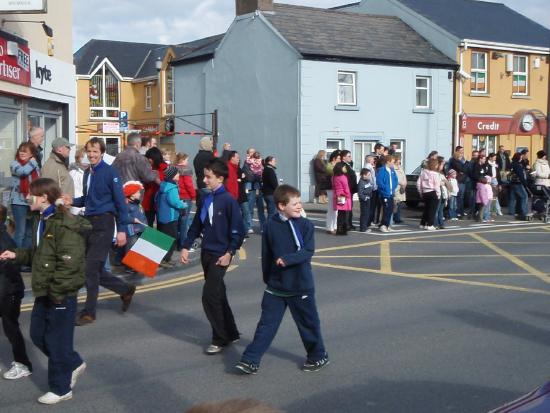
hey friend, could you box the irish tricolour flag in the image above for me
[122,227,174,277]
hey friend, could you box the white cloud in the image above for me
[73,0,550,52]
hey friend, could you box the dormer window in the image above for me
[89,63,120,119]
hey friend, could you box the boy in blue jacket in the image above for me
[156,166,187,265]
[181,159,245,355]
[235,184,329,374]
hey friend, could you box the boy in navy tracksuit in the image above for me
[235,184,329,374]
[181,159,245,355]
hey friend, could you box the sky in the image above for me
[73,0,550,52]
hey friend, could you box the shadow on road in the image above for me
[283,379,519,413]
[442,309,550,348]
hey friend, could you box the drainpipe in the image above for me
[456,44,466,149]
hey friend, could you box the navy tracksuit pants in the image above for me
[242,291,326,366]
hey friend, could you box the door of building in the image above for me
[28,113,61,157]
[0,109,19,187]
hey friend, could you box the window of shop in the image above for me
[470,52,487,93]
[165,67,174,115]
[89,63,120,120]
[91,136,120,157]
[512,55,528,95]
[0,109,19,186]
[472,135,497,154]
[145,85,152,111]
[337,71,356,106]
[415,76,431,108]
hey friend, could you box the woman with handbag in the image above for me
[332,163,352,235]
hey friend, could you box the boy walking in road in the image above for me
[180,159,245,355]
[235,184,329,374]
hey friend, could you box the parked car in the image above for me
[405,166,422,207]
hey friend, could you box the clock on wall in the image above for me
[521,113,534,132]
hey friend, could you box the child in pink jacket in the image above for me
[332,163,352,235]
[476,175,493,223]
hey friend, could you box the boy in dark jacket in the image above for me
[358,168,374,232]
[0,204,33,380]
[235,184,329,375]
[181,159,245,355]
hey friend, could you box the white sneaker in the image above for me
[71,362,86,389]
[3,362,31,380]
[387,226,394,232]
[425,226,436,231]
[379,225,389,233]
[419,225,426,229]
[205,344,223,355]
[247,229,254,234]
[38,391,73,405]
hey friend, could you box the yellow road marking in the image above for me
[20,266,238,313]
[392,241,550,244]
[469,233,550,285]
[238,246,247,260]
[314,254,550,258]
[380,241,392,273]
[316,240,382,253]
[311,261,550,296]
[418,273,533,277]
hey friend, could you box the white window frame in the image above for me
[470,51,488,94]
[512,55,528,96]
[164,67,175,115]
[326,139,344,153]
[472,135,498,154]
[89,62,121,120]
[415,76,431,109]
[337,71,357,106]
[144,85,152,111]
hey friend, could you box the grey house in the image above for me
[172,1,457,200]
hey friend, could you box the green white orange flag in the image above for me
[122,227,174,277]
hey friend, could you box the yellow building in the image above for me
[74,40,176,155]
[457,44,548,160]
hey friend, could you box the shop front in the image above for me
[460,110,547,161]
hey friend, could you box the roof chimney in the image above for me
[236,0,274,16]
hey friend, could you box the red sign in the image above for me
[0,37,30,86]
[460,114,513,135]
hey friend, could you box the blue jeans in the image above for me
[30,296,83,396]
[177,200,193,249]
[264,195,276,220]
[482,202,492,221]
[508,184,528,218]
[240,201,251,233]
[448,196,457,219]
[247,190,266,231]
[457,182,465,215]
[380,196,394,227]
[11,204,32,248]
[435,198,445,227]
[393,201,403,223]
[242,291,326,366]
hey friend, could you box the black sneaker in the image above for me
[235,361,259,375]
[302,355,330,372]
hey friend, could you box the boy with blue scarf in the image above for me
[235,184,329,374]
[180,159,244,355]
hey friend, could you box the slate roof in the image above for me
[263,3,456,67]
[171,34,225,64]
[74,40,166,77]
[397,0,550,48]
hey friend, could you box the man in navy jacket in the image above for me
[73,138,135,325]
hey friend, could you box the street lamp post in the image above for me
[155,57,162,139]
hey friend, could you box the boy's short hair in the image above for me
[206,158,229,180]
[0,203,6,224]
[273,184,301,207]
[360,168,370,176]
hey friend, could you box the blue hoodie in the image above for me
[156,181,187,224]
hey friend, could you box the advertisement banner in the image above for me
[0,37,31,86]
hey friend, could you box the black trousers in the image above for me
[84,213,132,317]
[157,221,178,262]
[420,191,439,227]
[201,252,239,346]
[347,199,355,229]
[0,294,32,370]
[337,210,349,234]
[359,199,371,231]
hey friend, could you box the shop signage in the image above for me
[29,49,75,97]
[460,114,512,135]
[0,0,47,13]
[102,122,120,134]
[0,37,30,86]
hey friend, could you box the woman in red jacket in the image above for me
[175,152,196,249]
[144,147,167,226]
